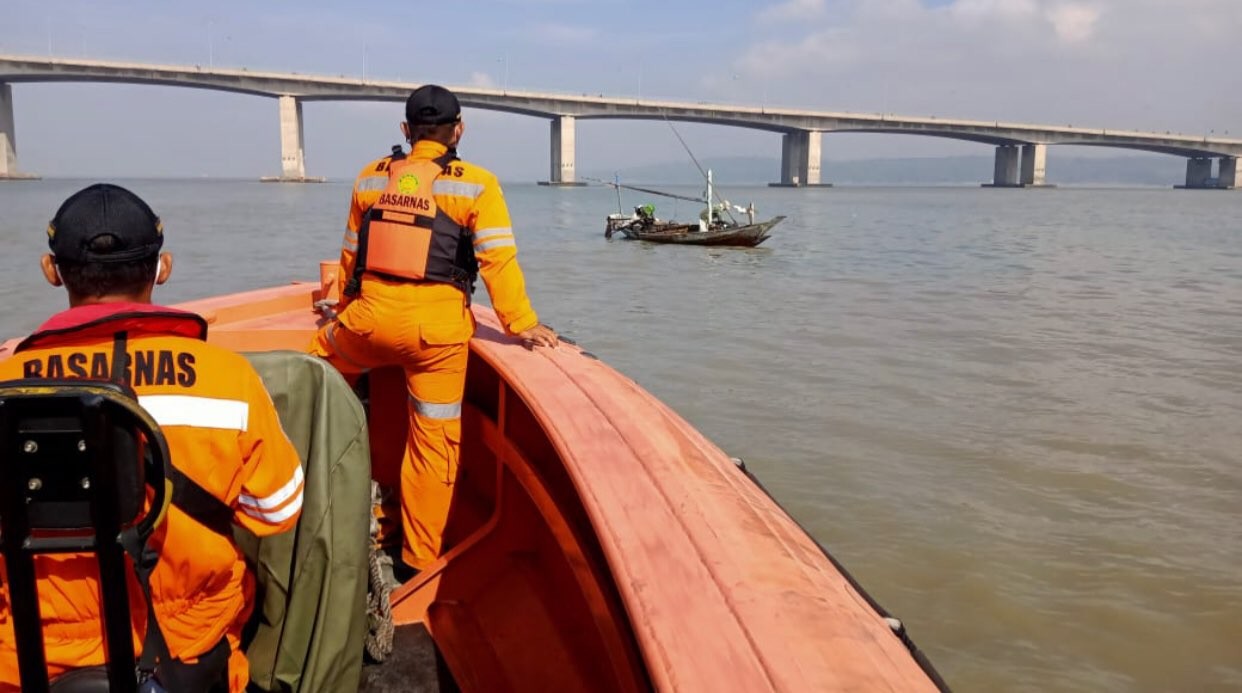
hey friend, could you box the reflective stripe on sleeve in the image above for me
[409,395,462,420]
[432,180,484,198]
[356,176,387,192]
[238,466,305,526]
[240,491,303,524]
[139,395,249,432]
[472,227,512,242]
[475,237,517,253]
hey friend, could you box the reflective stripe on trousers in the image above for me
[409,395,461,421]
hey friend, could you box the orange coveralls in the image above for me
[0,303,303,692]
[311,140,538,570]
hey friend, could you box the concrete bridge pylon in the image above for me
[1020,144,1049,187]
[770,130,830,188]
[0,82,38,180]
[1217,156,1239,189]
[540,115,585,187]
[983,145,1021,187]
[1175,157,1240,189]
[261,95,323,183]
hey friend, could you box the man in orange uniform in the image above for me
[0,184,304,692]
[311,85,557,577]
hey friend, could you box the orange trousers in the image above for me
[309,282,473,570]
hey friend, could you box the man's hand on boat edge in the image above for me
[518,323,559,349]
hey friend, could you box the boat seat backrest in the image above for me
[0,380,156,535]
[0,378,173,693]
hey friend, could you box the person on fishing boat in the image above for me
[700,202,728,228]
[311,85,558,582]
[0,184,304,692]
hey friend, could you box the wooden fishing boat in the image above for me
[0,264,946,692]
[599,168,785,248]
[605,214,784,247]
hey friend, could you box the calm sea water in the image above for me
[2,179,1241,691]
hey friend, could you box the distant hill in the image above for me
[583,154,1188,186]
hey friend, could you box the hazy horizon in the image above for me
[4,152,1188,188]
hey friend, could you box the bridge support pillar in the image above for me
[0,83,37,181]
[1217,157,1240,189]
[1020,144,1051,187]
[803,131,822,186]
[539,115,585,187]
[983,145,1021,187]
[1177,157,1214,189]
[777,132,803,186]
[262,96,321,182]
[278,96,305,179]
[770,131,831,187]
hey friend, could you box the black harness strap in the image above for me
[120,517,169,682]
[107,331,234,684]
[110,332,234,538]
[435,149,458,168]
[104,331,166,683]
[109,331,129,385]
[168,468,234,538]
[435,149,479,300]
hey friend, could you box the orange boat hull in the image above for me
[1,273,944,692]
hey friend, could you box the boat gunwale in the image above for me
[461,305,942,691]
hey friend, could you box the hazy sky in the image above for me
[2,0,1239,180]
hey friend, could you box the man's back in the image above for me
[350,145,503,231]
[337,140,539,337]
[0,303,303,690]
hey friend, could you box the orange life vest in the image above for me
[346,150,477,296]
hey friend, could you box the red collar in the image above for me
[16,303,208,353]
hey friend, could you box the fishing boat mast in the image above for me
[704,169,713,229]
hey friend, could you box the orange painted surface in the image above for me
[1,271,943,692]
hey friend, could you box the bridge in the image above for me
[2,54,1241,189]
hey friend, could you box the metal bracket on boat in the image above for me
[313,299,339,324]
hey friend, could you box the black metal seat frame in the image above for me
[0,379,171,693]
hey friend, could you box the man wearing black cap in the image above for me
[310,85,557,581]
[0,184,303,692]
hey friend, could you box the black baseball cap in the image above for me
[47,183,164,264]
[405,85,461,126]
